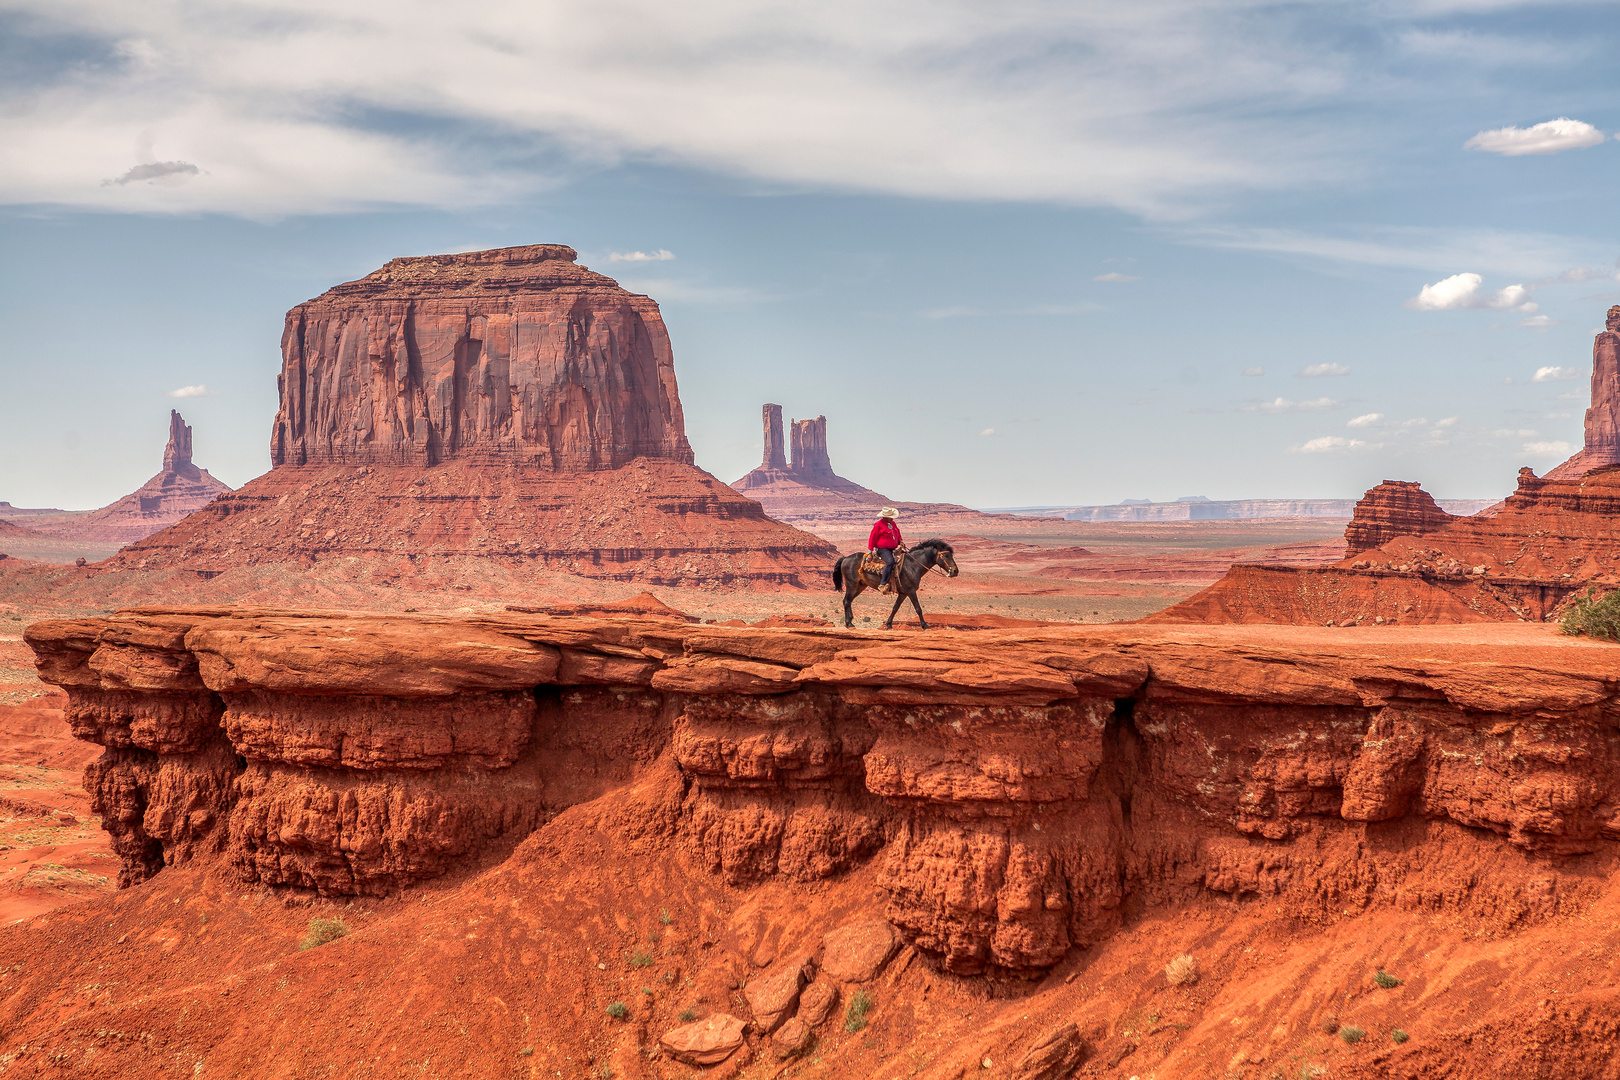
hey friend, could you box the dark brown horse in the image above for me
[831,539,959,629]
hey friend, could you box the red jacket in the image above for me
[868,519,903,550]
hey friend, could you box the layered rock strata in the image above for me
[107,248,836,587]
[1154,461,1620,624]
[31,610,1620,975]
[1342,480,1457,556]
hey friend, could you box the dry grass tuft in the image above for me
[1164,953,1198,986]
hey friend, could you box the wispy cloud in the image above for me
[1520,315,1554,329]
[980,428,997,436]
[1242,366,1264,376]
[1404,272,1536,312]
[167,384,219,398]
[1523,440,1573,455]
[1465,118,1605,157]
[1242,396,1338,414]
[1531,366,1581,382]
[1298,363,1350,377]
[1347,412,1383,427]
[609,249,675,262]
[104,161,200,187]
[1093,272,1140,283]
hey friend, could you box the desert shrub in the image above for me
[1391,1029,1409,1044]
[517,1048,533,1057]
[844,988,874,1033]
[629,949,654,968]
[606,1001,629,1020]
[1339,1025,1366,1045]
[678,1007,698,1023]
[659,907,673,926]
[1374,969,1403,989]
[299,917,348,951]
[1164,953,1198,987]
[1561,588,1620,640]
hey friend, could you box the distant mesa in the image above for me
[1022,495,1492,522]
[1151,306,1620,625]
[111,245,836,588]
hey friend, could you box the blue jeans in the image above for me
[877,547,896,585]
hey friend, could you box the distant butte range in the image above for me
[731,404,1027,538]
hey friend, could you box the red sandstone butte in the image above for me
[1342,480,1456,556]
[1546,305,1620,479]
[107,246,836,588]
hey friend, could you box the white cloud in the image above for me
[1435,416,1459,427]
[1523,440,1573,456]
[1520,315,1553,329]
[1242,366,1264,376]
[1404,272,1537,312]
[1465,118,1606,157]
[980,428,997,436]
[1298,363,1350,377]
[1243,397,1338,414]
[166,384,219,398]
[1296,436,1366,453]
[1093,272,1140,282]
[1347,412,1383,427]
[1532,366,1581,382]
[609,249,675,262]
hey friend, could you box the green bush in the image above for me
[1561,588,1620,641]
[678,1007,698,1023]
[299,917,348,951]
[606,1001,629,1020]
[1373,969,1403,989]
[844,988,874,1033]
[629,950,654,968]
[1391,1029,1409,1044]
[1339,1025,1366,1045]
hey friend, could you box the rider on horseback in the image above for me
[868,507,903,594]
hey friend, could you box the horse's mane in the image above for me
[912,538,953,552]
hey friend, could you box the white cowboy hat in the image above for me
[878,506,898,519]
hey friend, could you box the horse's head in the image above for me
[918,539,959,577]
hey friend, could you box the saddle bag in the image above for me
[860,550,885,577]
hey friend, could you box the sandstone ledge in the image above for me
[27,611,1620,973]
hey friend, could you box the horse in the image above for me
[831,538,959,629]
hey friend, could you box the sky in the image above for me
[2,0,1619,510]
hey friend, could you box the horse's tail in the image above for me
[832,559,844,590]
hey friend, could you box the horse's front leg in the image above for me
[884,590,906,629]
[908,590,929,630]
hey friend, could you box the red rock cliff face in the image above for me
[1343,480,1456,556]
[29,612,1620,977]
[272,245,693,470]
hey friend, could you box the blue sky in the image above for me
[2,0,1618,509]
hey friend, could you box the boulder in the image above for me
[659,1013,748,1066]
[771,1017,813,1060]
[1010,1022,1088,1080]
[819,920,900,983]
[797,982,838,1027]
[744,955,814,1033]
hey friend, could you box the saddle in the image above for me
[859,546,906,592]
